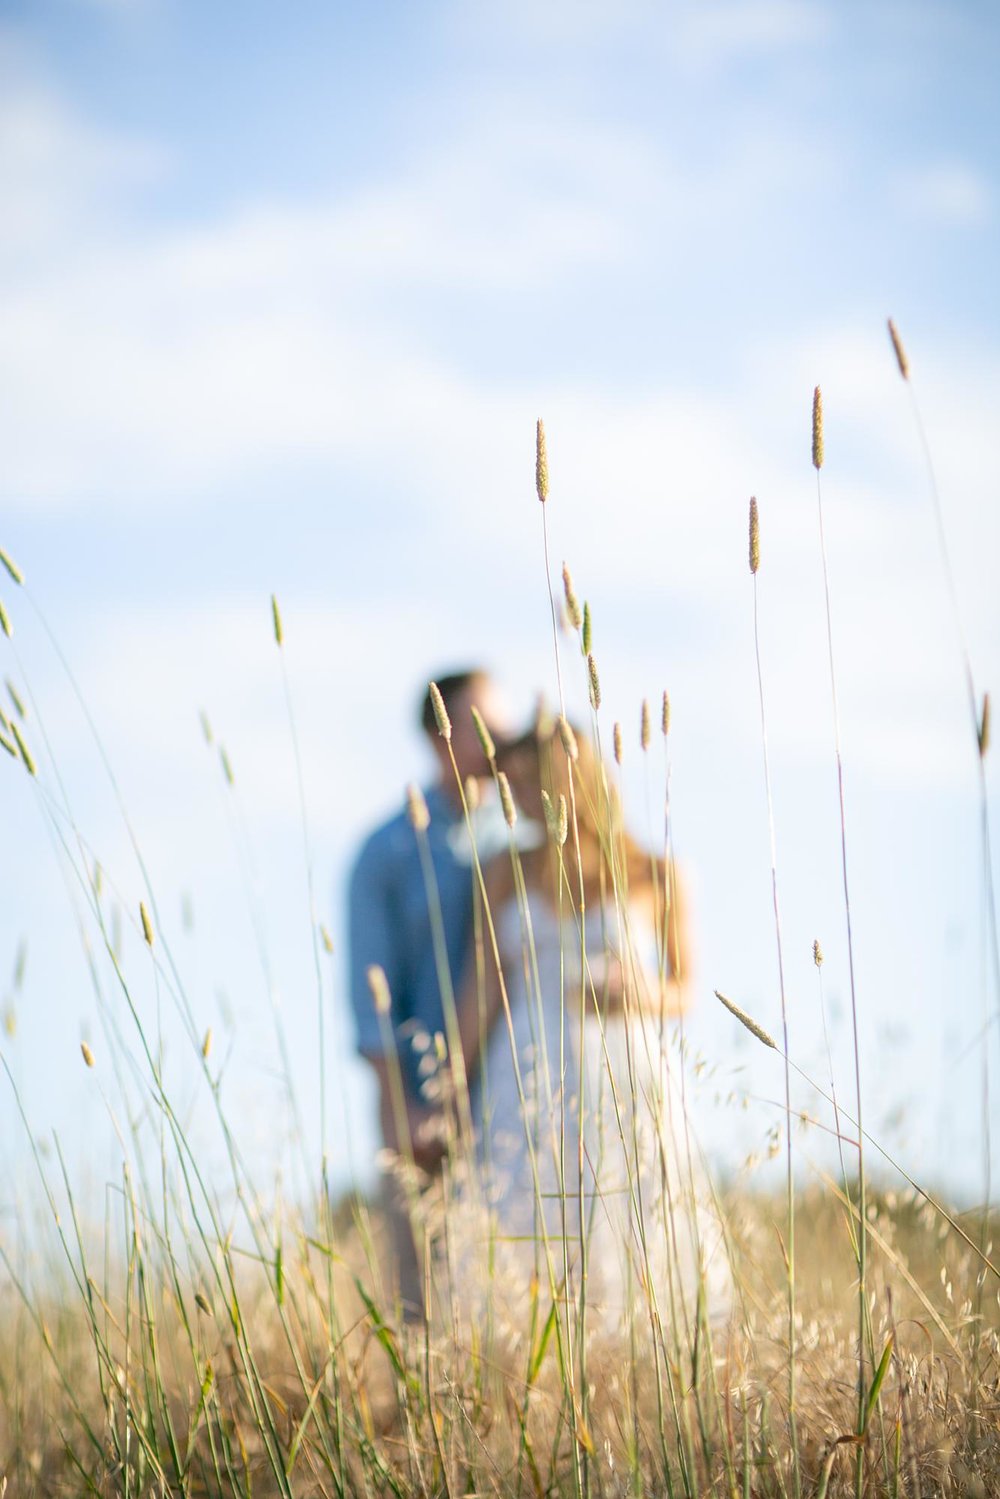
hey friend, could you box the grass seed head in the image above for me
[980,692,991,758]
[80,1041,95,1068]
[194,1291,213,1317]
[199,709,213,745]
[471,705,496,761]
[714,990,777,1050]
[464,774,480,810]
[497,770,517,828]
[562,563,583,629]
[0,549,24,586]
[220,747,234,786]
[557,715,579,762]
[582,601,592,655]
[813,938,824,967]
[271,594,283,646]
[140,901,154,948]
[319,923,334,954]
[535,418,549,502]
[749,497,760,574]
[201,1028,213,1059]
[0,601,11,639]
[406,782,431,831]
[428,681,452,741]
[888,318,910,381]
[11,720,36,776]
[661,690,671,736]
[640,699,651,751]
[613,722,623,765]
[0,727,17,760]
[556,793,568,846]
[367,964,392,1016]
[587,653,601,710]
[812,386,824,470]
[6,679,26,719]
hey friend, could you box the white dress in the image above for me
[469,890,731,1338]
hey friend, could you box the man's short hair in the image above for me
[420,670,489,736]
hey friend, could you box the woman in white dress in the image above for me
[455,719,730,1340]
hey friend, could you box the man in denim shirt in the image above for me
[347,669,508,1318]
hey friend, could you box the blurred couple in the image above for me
[347,668,728,1332]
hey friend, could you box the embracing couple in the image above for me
[348,669,723,1332]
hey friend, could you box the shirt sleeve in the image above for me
[347,831,404,1059]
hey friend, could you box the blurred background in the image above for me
[1,0,998,1217]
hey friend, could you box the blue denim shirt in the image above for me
[347,785,505,1099]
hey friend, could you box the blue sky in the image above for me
[1,0,998,1216]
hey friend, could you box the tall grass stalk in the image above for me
[747,496,800,1496]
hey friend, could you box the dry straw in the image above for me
[715,989,778,1050]
[535,418,549,502]
[562,564,583,629]
[271,594,283,647]
[367,963,392,1015]
[812,386,824,470]
[140,901,154,948]
[0,548,24,586]
[429,681,451,741]
[749,497,760,574]
[587,653,601,711]
[887,317,910,381]
[406,783,431,832]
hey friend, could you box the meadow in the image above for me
[0,323,998,1497]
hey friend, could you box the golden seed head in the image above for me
[319,923,334,954]
[887,318,909,381]
[613,722,623,765]
[194,1291,213,1317]
[140,901,154,948]
[980,692,991,758]
[813,939,823,967]
[714,990,778,1050]
[562,563,583,629]
[497,770,517,828]
[0,549,24,587]
[0,601,11,639]
[6,679,26,719]
[471,705,496,762]
[80,1041,95,1068]
[271,594,283,647]
[0,728,17,760]
[640,699,651,751]
[220,747,234,785]
[10,720,36,776]
[428,681,452,741]
[3,1007,14,1038]
[749,496,760,574]
[406,782,430,831]
[582,601,592,656]
[556,793,568,847]
[557,715,579,762]
[535,418,549,502]
[540,789,557,834]
[201,1027,213,1059]
[464,774,480,810]
[661,690,671,737]
[812,386,824,470]
[587,653,601,711]
[367,964,392,1016]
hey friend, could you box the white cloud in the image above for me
[893,161,992,226]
